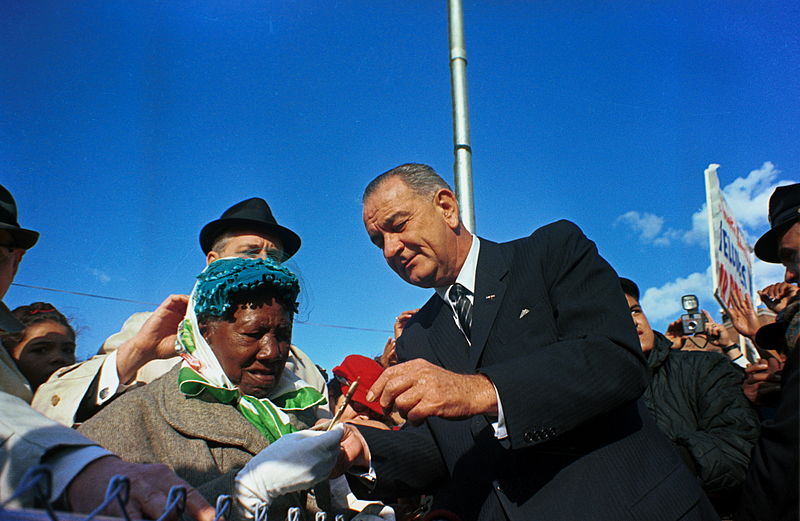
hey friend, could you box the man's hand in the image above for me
[365,359,498,425]
[116,294,189,384]
[743,358,783,407]
[331,423,371,478]
[728,291,762,339]
[694,311,743,360]
[664,318,687,348]
[758,282,799,313]
[68,456,214,521]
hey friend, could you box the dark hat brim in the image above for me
[754,320,788,353]
[754,220,794,263]
[199,217,301,259]
[0,224,39,250]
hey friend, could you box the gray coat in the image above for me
[78,364,321,513]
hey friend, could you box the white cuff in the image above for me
[43,446,112,503]
[348,463,377,491]
[96,351,129,405]
[491,383,508,439]
[731,354,748,369]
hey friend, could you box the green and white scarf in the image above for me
[176,287,325,443]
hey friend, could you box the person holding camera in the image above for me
[620,277,759,518]
[665,306,749,368]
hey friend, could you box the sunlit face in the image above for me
[12,320,76,391]
[625,294,655,353]
[778,222,800,284]
[202,298,292,398]
[207,231,284,264]
[362,177,464,288]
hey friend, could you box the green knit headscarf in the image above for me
[176,257,325,443]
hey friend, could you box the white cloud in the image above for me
[632,162,796,331]
[682,206,709,247]
[89,268,111,284]
[619,161,795,249]
[722,162,782,231]
[752,258,786,293]
[614,211,665,244]
[640,269,714,326]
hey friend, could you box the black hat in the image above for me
[0,185,39,250]
[754,184,800,263]
[199,198,301,258]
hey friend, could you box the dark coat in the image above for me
[354,221,718,521]
[737,305,799,521]
[642,332,760,493]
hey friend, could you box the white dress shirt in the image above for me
[435,237,508,439]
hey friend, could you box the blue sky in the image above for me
[2,1,798,371]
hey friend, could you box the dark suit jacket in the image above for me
[355,221,717,521]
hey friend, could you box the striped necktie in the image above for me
[448,283,473,340]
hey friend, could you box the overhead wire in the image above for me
[10,282,393,334]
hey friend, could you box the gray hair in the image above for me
[362,163,452,203]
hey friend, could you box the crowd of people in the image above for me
[0,168,797,521]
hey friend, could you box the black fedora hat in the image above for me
[199,198,301,259]
[0,184,39,250]
[754,183,800,263]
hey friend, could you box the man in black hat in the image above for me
[0,183,216,520]
[737,183,799,521]
[200,197,301,263]
[32,198,328,426]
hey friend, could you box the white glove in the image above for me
[235,426,345,519]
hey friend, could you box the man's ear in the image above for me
[433,189,461,230]
[11,249,25,276]
[206,250,219,264]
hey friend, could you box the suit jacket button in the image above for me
[51,395,61,406]
[99,388,110,400]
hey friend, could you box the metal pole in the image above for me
[448,0,475,233]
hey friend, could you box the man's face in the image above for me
[778,222,800,284]
[0,247,25,299]
[625,294,655,353]
[207,231,284,265]
[362,177,462,288]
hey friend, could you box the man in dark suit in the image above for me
[338,164,716,520]
[737,183,800,521]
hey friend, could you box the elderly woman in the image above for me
[78,258,328,516]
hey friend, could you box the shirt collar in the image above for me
[436,235,480,302]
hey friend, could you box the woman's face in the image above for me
[203,298,292,398]
[12,320,76,391]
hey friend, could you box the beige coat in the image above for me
[0,348,101,507]
[77,365,325,517]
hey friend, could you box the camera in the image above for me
[680,294,705,335]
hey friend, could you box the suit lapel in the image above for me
[468,239,509,368]
[427,297,472,373]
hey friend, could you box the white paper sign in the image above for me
[705,164,754,309]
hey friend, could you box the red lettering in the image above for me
[718,264,730,303]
